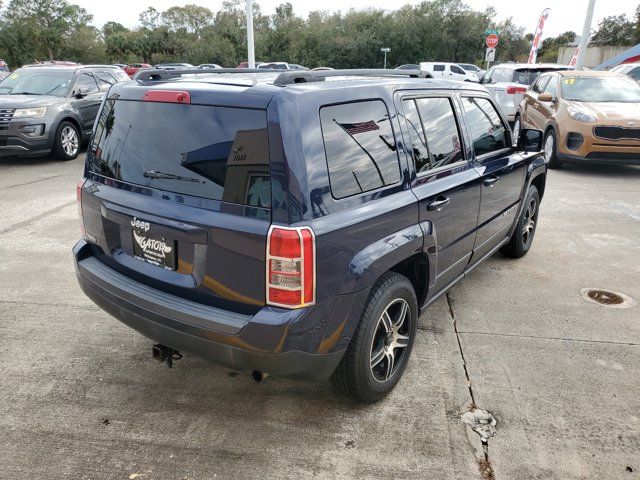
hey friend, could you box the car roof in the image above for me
[556,70,627,78]
[493,63,571,70]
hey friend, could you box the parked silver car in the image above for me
[480,63,572,123]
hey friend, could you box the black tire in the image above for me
[331,272,418,403]
[52,121,80,161]
[544,129,562,169]
[500,185,540,258]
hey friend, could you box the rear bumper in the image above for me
[73,240,350,380]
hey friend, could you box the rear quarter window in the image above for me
[320,100,401,199]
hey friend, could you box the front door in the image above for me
[71,73,103,134]
[459,95,527,261]
[397,92,482,295]
[522,75,551,130]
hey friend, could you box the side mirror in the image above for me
[74,87,89,99]
[517,128,543,153]
[537,92,555,102]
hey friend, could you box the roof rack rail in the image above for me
[133,67,433,84]
[133,68,266,81]
[273,69,432,85]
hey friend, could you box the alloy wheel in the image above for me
[369,298,411,382]
[61,126,79,157]
[544,134,554,163]
[522,196,538,246]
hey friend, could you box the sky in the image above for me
[76,0,639,41]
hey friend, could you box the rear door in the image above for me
[81,94,272,312]
[460,95,526,261]
[397,91,481,293]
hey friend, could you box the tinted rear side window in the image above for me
[88,100,270,207]
[320,100,401,199]
[433,64,445,72]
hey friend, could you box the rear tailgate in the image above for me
[80,90,272,313]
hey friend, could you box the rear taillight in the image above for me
[143,90,191,104]
[77,178,85,238]
[506,86,528,95]
[266,226,315,308]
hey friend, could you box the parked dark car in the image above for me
[74,69,546,403]
[0,65,129,160]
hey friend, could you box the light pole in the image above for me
[246,0,255,68]
[575,0,596,69]
[381,47,391,69]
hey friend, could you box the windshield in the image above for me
[513,68,567,86]
[561,76,640,102]
[0,69,73,96]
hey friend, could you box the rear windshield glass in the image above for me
[513,68,568,85]
[88,99,271,207]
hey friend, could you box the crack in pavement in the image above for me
[4,174,62,190]
[446,292,496,480]
[0,200,76,235]
[457,329,640,347]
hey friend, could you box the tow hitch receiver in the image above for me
[152,344,183,368]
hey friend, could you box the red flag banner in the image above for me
[528,8,551,64]
[338,120,380,135]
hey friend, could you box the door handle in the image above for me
[427,196,450,212]
[483,175,500,187]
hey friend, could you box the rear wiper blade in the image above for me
[143,170,205,183]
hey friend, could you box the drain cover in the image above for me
[581,288,636,308]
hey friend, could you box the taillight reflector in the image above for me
[506,86,527,95]
[266,226,315,308]
[143,90,191,104]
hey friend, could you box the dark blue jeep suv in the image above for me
[74,68,546,403]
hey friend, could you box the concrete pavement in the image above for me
[0,154,638,479]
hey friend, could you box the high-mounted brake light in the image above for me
[143,90,191,104]
[266,226,316,308]
[506,86,528,95]
[77,178,86,238]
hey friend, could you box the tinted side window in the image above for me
[462,97,509,157]
[532,76,550,94]
[95,71,116,91]
[320,100,401,199]
[414,97,462,171]
[401,99,431,173]
[451,65,465,75]
[433,64,445,72]
[628,67,640,81]
[480,68,494,84]
[544,76,558,95]
[73,73,99,95]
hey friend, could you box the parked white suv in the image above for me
[419,62,478,82]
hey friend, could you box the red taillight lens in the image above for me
[77,178,86,238]
[267,226,315,308]
[506,86,527,95]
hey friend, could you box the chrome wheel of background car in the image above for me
[544,134,554,163]
[513,118,521,144]
[369,298,411,383]
[522,196,538,246]
[61,126,79,157]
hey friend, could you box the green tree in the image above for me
[591,14,636,46]
[537,31,576,63]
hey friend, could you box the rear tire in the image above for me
[53,121,80,161]
[544,129,562,169]
[331,272,418,404]
[501,185,540,258]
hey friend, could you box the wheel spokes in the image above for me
[370,346,385,369]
